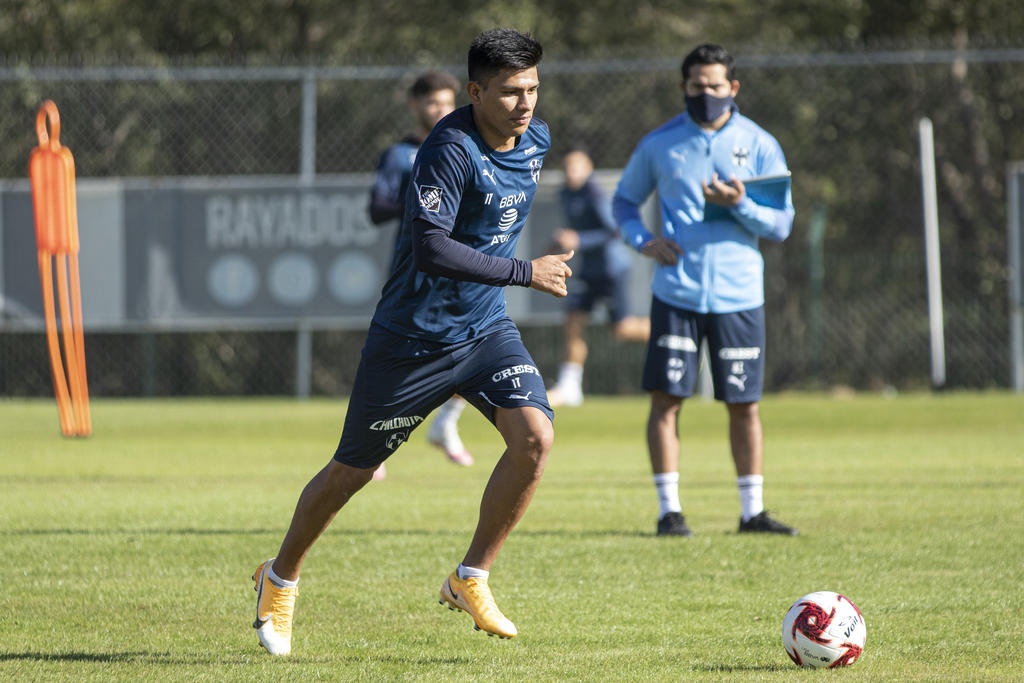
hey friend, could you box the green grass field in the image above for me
[2,392,1023,681]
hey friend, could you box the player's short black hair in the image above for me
[408,71,459,99]
[564,142,591,158]
[681,43,735,81]
[468,28,543,84]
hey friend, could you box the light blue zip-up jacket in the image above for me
[613,107,794,313]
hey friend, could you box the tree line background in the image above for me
[3,0,1020,58]
[1,0,1022,395]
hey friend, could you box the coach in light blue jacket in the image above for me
[612,43,798,539]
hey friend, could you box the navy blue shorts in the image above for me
[334,318,552,469]
[566,270,631,323]
[641,297,765,403]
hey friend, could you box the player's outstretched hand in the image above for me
[530,250,574,297]
[640,238,683,266]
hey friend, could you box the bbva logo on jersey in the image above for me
[418,185,443,212]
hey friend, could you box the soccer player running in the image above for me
[547,146,649,407]
[612,44,798,537]
[367,70,475,477]
[252,28,572,655]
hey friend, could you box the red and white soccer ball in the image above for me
[781,591,866,669]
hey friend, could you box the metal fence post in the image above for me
[296,71,316,399]
[300,70,317,184]
[1009,162,1024,392]
[296,322,312,399]
[142,332,156,397]
[918,117,946,389]
[807,202,827,374]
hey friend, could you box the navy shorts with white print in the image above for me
[334,318,552,469]
[642,296,766,403]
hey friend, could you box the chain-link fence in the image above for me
[2,47,1021,397]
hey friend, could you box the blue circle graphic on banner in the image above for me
[268,252,319,306]
[208,253,259,307]
[328,252,379,305]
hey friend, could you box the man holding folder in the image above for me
[613,43,798,538]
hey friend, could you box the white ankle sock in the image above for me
[436,396,466,425]
[737,474,764,522]
[457,563,489,581]
[653,472,681,518]
[268,561,298,588]
[557,362,583,388]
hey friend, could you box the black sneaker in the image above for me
[738,510,799,535]
[657,511,694,537]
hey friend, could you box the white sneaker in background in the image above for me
[428,418,474,466]
[547,383,583,407]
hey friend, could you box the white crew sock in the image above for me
[556,362,583,389]
[737,474,765,522]
[457,563,489,581]
[268,561,298,588]
[653,471,682,518]
[435,396,466,426]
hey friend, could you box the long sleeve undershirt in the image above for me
[411,219,533,287]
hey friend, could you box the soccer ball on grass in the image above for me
[781,591,866,668]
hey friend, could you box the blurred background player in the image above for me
[367,70,473,474]
[613,43,798,537]
[546,146,649,407]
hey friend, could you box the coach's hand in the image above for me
[703,172,745,206]
[530,250,574,297]
[641,238,683,266]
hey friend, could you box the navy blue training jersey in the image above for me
[560,176,631,280]
[367,135,419,225]
[371,105,550,342]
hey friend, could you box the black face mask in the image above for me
[685,93,733,123]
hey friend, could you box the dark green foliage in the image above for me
[1,1,1020,394]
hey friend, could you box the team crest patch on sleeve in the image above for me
[418,185,443,212]
[529,158,543,183]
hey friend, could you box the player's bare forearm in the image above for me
[530,250,574,297]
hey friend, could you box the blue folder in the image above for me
[703,172,791,221]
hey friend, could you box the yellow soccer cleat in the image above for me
[252,558,298,655]
[438,571,517,639]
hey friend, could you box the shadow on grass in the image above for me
[353,654,474,666]
[1,651,156,663]
[2,527,654,538]
[0,650,472,666]
[1,528,283,536]
[0,650,312,665]
[693,663,793,673]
